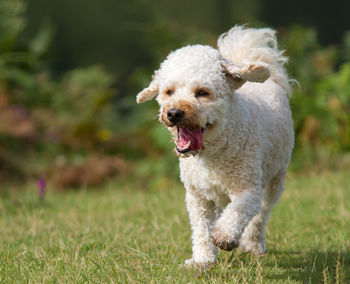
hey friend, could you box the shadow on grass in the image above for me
[266,249,350,283]
[191,249,350,283]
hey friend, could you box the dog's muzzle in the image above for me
[167,108,185,124]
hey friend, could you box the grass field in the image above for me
[0,171,349,283]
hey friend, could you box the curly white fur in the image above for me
[218,25,291,94]
[137,26,294,266]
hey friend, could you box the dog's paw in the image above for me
[238,239,266,255]
[183,258,215,270]
[211,227,239,251]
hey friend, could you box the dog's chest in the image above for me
[179,157,230,206]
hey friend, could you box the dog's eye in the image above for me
[195,89,210,97]
[165,89,174,96]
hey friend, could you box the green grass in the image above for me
[0,171,349,283]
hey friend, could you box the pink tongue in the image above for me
[177,128,202,151]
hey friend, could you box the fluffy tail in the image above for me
[218,25,291,95]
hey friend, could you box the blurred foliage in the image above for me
[0,0,119,182]
[279,27,350,170]
[0,0,349,184]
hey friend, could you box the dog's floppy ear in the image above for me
[136,71,159,103]
[221,60,270,89]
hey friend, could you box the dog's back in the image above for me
[215,26,295,188]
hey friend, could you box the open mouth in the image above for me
[176,126,207,153]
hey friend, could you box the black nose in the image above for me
[167,108,185,124]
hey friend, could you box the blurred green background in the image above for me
[1,0,349,188]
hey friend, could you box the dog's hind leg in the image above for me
[238,170,286,254]
[184,189,219,267]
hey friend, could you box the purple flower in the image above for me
[38,177,47,200]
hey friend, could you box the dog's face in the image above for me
[137,45,270,157]
[157,82,227,157]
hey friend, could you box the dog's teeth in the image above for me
[177,140,191,150]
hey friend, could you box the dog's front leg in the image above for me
[185,188,218,267]
[211,187,262,251]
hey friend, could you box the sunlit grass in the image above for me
[0,171,349,283]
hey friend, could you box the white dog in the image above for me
[137,26,294,267]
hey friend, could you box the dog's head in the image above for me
[136,45,270,157]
